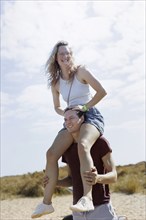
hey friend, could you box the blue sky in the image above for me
[1,0,145,177]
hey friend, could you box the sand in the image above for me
[1,193,145,220]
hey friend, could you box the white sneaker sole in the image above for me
[31,210,54,218]
[70,205,94,212]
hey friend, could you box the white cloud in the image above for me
[98,97,122,110]
[4,71,30,83]
[1,92,16,121]
[1,1,144,79]
[71,17,113,45]
[92,1,132,17]
[101,46,130,71]
[108,118,145,132]
[1,85,52,120]
[127,55,145,81]
[17,84,50,106]
[1,1,87,59]
[100,79,126,94]
[14,84,52,119]
[119,80,145,105]
[115,1,144,41]
[1,92,13,105]
[30,118,63,135]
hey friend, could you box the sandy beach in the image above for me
[1,193,145,220]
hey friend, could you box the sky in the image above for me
[1,0,145,177]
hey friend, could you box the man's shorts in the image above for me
[73,202,118,220]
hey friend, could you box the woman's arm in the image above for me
[51,85,64,116]
[77,67,107,109]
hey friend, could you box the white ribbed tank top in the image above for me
[59,75,92,106]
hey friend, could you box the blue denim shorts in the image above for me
[83,107,104,135]
[61,107,104,135]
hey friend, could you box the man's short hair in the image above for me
[64,107,85,118]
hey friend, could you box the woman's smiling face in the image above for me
[56,45,71,67]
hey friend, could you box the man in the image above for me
[44,108,127,220]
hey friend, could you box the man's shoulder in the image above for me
[94,136,110,147]
[69,137,110,148]
[91,136,112,157]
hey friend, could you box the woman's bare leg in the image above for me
[78,124,100,199]
[43,129,73,204]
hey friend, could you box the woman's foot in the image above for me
[31,202,54,218]
[70,196,94,212]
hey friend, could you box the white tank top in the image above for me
[59,75,92,106]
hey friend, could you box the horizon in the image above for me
[1,160,145,178]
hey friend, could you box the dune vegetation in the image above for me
[0,161,145,200]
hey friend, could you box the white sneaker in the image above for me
[118,216,128,220]
[31,202,54,218]
[70,196,94,212]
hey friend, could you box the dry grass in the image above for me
[0,161,145,200]
[110,161,146,194]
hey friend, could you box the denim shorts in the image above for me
[83,107,104,135]
[61,107,104,135]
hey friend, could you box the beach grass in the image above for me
[1,161,145,200]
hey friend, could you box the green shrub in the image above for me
[19,180,44,197]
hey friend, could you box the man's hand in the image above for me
[43,175,49,188]
[83,167,98,186]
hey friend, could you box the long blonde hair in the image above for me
[45,41,79,87]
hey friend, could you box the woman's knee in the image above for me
[77,140,90,156]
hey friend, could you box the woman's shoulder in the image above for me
[76,65,92,82]
[77,65,87,72]
[51,80,60,92]
[76,65,89,76]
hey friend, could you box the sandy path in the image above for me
[1,193,145,220]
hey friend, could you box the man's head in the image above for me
[64,107,85,134]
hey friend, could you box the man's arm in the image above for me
[97,152,117,184]
[57,165,72,187]
[83,152,117,185]
[43,165,72,188]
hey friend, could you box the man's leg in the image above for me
[73,203,118,220]
[62,215,73,220]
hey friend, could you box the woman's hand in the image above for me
[64,105,83,114]
[72,105,85,111]
[72,105,89,112]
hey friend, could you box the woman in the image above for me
[31,41,107,218]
